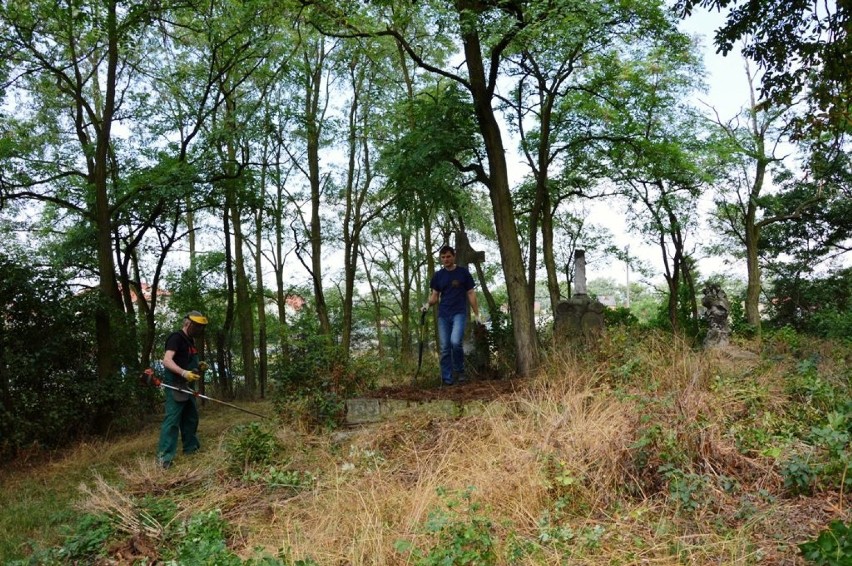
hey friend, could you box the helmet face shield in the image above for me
[185,311,208,336]
[187,311,208,325]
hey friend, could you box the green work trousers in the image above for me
[157,389,200,464]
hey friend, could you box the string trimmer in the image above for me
[141,368,269,419]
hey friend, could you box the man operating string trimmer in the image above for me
[156,310,208,469]
[142,311,269,469]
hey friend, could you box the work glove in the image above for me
[421,302,430,313]
[183,370,201,382]
[197,361,209,373]
[474,314,485,325]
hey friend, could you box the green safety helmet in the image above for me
[186,311,209,325]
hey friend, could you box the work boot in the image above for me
[159,458,172,470]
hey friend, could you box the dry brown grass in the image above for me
[6,335,851,564]
[231,344,719,563]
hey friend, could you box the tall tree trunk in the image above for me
[361,251,385,358]
[681,257,699,328]
[93,0,123,388]
[230,176,256,394]
[254,208,268,398]
[526,92,554,313]
[537,94,561,314]
[341,67,362,355]
[399,224,412,362]
[542,208,561,314]
[0,319,9,419]
[219,193,236,397]
[304,49,331,336]
[744,105,767,332]
[255,118,273,397]
[458,15,539,377]
[396,43,419,363]
[275,219,290,365]
[658,221,681,334]
[423,214,438,355]
[472,260,498,315]
[270,142,291,363]
[221,85,256,394]
[744,221,762,329]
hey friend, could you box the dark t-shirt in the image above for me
[430,266,475,317]
[164,331,198,385]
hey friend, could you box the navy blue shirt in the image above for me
[430,266,475,317]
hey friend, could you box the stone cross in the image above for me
[454,230,485,268]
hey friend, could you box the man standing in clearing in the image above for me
[158,311,208,468]
[423,245,482,386]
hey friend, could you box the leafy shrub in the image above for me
[603,306,639,327]
[533,494,607,557]
[272,315,362,430]
[781,454,817,495]
[631,419,689,474]
[172,510,241,565]
[808,309,852,342]
[784,357,843,431]
[799,520,852,565]
[277,386,346,431]
[660,465,708,512]
[5,513,115,565]
[0,251,143,459]
[243,466,316,491]
[726,293,758,338]
[59,514,115,562]
[395,487,497,565]
[224,422,279,473]
[782,408,852,495]
[273,315,349,391]
[649,284,700,338]
[478,309,515,378]
[765,325,802,356]
[139,495,178,527]
[767,267,851,338]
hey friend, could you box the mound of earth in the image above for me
[363,377,524,403]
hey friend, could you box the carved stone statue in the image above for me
[702,284,731,348]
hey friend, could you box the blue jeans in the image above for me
[437,312,467,384]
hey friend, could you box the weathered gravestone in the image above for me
[554,250,605,340]
[702,284,731,348]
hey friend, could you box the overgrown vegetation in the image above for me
[0,251,151,460]
[2,329,850,564]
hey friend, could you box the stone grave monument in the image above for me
[554,250,605,340]
[702,284,731,348]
